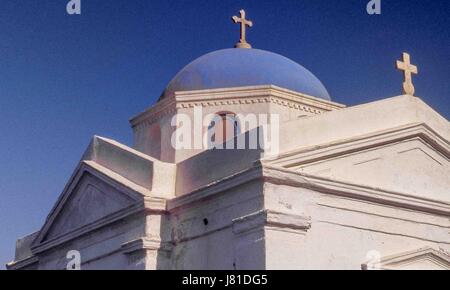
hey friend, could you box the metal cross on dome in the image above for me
[232,9,253,49]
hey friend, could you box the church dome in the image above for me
[161,48,331,101]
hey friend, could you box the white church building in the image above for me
[7,10,450,270]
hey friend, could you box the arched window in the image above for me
[208,112,240,148]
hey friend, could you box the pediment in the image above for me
[363,247,450,270]
[271,125,450,203]
[32,162,145,251]
[44,173,135,241]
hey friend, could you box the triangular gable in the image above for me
[45,173,135,241]
[31,161,147,253]
[363,247,450,270]
[269,123,450,204]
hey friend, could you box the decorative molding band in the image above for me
[175,96,327,115]
[130,97,177,128]
[132,107,177,131]
[130,85,345,130]
[175,85,344,109]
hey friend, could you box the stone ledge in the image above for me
[121,238,173,254]
[232,210,311,235]
[6,255,38,270]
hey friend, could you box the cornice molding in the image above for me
[175,85,344,115]
[267,123,450,169]
[6,255,38,271]
[262,165,450,217]
[175,85,344,108]
[130,85,346,130]
[168,160,450,217]
[130,97,177,128]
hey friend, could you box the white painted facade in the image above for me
[7,83,450,270]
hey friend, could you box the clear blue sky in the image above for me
[0,0,448,268]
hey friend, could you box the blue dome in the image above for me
[161,48,331,101]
